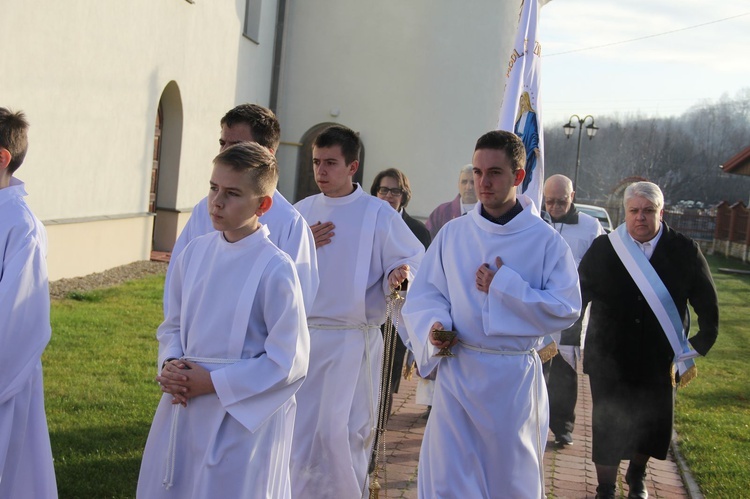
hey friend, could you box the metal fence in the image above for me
[711,202,750,262]
[663,211,716,241]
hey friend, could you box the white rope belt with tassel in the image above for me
[162,356,241,490]
[306,323,381,332]
[458,340,536,356]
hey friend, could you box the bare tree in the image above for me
[544,88,750,206]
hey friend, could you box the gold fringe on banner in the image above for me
[537,342,558,364]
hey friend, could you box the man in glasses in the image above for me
[542,174,604,447]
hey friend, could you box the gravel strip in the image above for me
[49,260,167,300]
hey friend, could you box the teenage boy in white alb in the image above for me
[291,125,424,498]
[165,104,318,313]
[403,130,581,498]
[138,142,309,498]
[0,107,58,499]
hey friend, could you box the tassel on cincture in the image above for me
[679,364,697,388]
[537,342,558,364]
[671,362,698,388]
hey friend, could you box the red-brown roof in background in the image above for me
[721,145,750,175]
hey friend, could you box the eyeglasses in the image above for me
[544,198,570,207]
[377,187,404,196]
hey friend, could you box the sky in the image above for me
[539,0,750,125]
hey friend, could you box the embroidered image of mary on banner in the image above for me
[497,0,544,210]
[515,91,539,193]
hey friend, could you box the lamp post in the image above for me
[563,114,598,193]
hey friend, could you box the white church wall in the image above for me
[1,0,279,279]
[2,0,533,279]
[276,0,519,217]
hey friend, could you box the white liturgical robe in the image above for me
[551,210,605,267]
[403,197,581,499]
[291,185,424,498]
[165,190,318,314]
[138,226,309,499]
[550,209,604,365]
[0,178,58,499]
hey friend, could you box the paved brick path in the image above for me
[370,367,692,498]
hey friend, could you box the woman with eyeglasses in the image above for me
[371,168,430,249]
[369,168,431,426]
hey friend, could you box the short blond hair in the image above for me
[213,141,278,197]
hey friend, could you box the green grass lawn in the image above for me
[42,255,749,497]
[45,275,164,498]
[674,254,750,498]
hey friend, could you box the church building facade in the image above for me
[2,0,523,279]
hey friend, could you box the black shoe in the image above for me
[554,431,573,446]
[595,483,616,499]
[419,406,431,420]
[625,465,649,499]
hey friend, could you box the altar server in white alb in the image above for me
[137,142,310,499]
[0,108,58,499]
[291,125,424,498]
[403,130,581,499]
[164,103,318,314]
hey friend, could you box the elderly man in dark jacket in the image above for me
[579,181,718,499]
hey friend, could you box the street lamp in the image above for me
[563,114,599,193]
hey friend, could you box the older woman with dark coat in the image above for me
[579,182,719,499]
[369,168,430,408]
[371,168,430,249]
